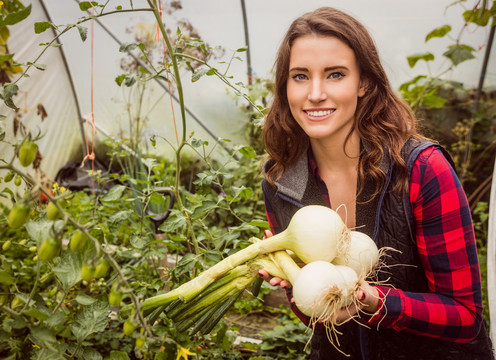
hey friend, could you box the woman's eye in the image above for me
[292,74,307,81]
[329,72,344,80]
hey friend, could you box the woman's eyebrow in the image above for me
[288,65,349,72]
[289,66,309,72]
[324,66,349,72]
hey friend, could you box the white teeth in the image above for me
[306,110,333,117]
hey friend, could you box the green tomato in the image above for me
[81,264,95,282]
[38,237,61,262]
[4,172,14,182]
[18,139,38,167]
[123,318,136,335]
[48,286,58,298]
[94,260,110,278]
[7,202,30,229]
[69,230,87,252]
[11,296,22,309]
[108,288,123,307]
[46,202,61,220]
[135,337,145,349]
[14,175,22,186]
[2,240,11,251]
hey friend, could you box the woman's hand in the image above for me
[258,230,292,288]
[327,281,380,323]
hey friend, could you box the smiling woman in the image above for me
[287,35,365,147]
[260,6,494,360]
[286,34,366,226]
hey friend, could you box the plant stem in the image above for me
[174,52,263,116]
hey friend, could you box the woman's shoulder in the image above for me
[410,145,458,191]
[414,145,454,171]
[401,137,456,174]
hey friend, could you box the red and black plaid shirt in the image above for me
[264,146,483,343]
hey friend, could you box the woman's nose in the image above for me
[307,80,327,102]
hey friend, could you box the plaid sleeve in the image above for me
[368,147,483,343]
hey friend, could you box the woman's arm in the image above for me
[369,147,483,343]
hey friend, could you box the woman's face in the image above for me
[286,34,365,145]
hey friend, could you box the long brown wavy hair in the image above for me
[263,7,421,197]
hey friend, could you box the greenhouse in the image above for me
[0,0,495,359]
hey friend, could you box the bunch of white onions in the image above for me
[120,205,382,338]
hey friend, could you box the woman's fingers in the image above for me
[258,269,270,280]
[263,230,273,239]
[317,282,380,324]
[358,282,379,314]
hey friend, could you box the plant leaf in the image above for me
[52,251,82,291]
[109,210,134,224]
[25,219,64,243]
[422,94,447,108]
[2,4,32,27]
[34,21,52,34]
[102,185,126,202]
[463,9,491,26]
[192,67,209,82]
[158,210,187,232]
[70,301,109,342]
[75,295,97,306]
[115,74,126,86]
[80,347,103,360]
[235,145,256,158]
[79,1,100,11]
[76,25,88,42]
[30,325,57,346]
[0,271,14,285]
[119,43,139,52]
[425,25,451,42]
[191,200,217,220]
[407,53,435,68]
[109,351,130,360]
[27,61,47,71]
[443,44,475,66]
[249,219,270,229]
[192,138,208,147]
[2,83,18,100]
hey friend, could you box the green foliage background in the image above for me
[0,0,494,359]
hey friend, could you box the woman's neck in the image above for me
[310,133,360,228]
[310,133,360,173]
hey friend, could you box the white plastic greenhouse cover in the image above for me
[0,0,494,187]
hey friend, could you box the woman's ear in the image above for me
[358,78,368,98]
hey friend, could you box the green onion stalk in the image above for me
[119,237,294,319]
[119,205,348,334]
[119,249,294,335]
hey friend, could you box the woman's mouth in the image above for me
[304,109,335,118]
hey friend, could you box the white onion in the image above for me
[292,261,358,319]
[333,230,379,276]
[262,205,347,264]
